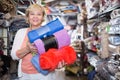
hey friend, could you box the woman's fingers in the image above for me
[57,60,66,69]
[27,42,38,53]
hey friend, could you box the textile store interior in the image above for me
[0,0,120,80]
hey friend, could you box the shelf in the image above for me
[99,6,120,17]
[47,12,78,16]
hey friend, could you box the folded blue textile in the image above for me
[31,54,49,75]
[28,18,64,43]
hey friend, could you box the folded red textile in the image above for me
[39,49,59,71]
[62,46,77,65]
[39,46,77,71]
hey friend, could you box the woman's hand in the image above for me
[16,42,38,58]
[27,42,38,54]
[57,60,66,69]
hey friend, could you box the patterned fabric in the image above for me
[9,19,29,32]
[0,0,15,13]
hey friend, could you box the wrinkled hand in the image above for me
[27,42,38,54]
[57,60,66,69]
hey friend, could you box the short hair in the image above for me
[25,4,45,23]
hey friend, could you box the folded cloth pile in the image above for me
[34,29,70,55]
[39,46,77,71]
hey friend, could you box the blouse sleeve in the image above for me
[10,28,27,60]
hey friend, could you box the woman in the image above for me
[11,4,65,80]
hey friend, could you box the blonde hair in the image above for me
[25,4,45,23]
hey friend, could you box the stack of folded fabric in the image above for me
[28,18,76,74]
[34,29,70,55]
[108,9,120,46]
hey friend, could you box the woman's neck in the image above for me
[30,25,41,30]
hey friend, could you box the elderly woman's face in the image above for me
[28,7,44,28]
